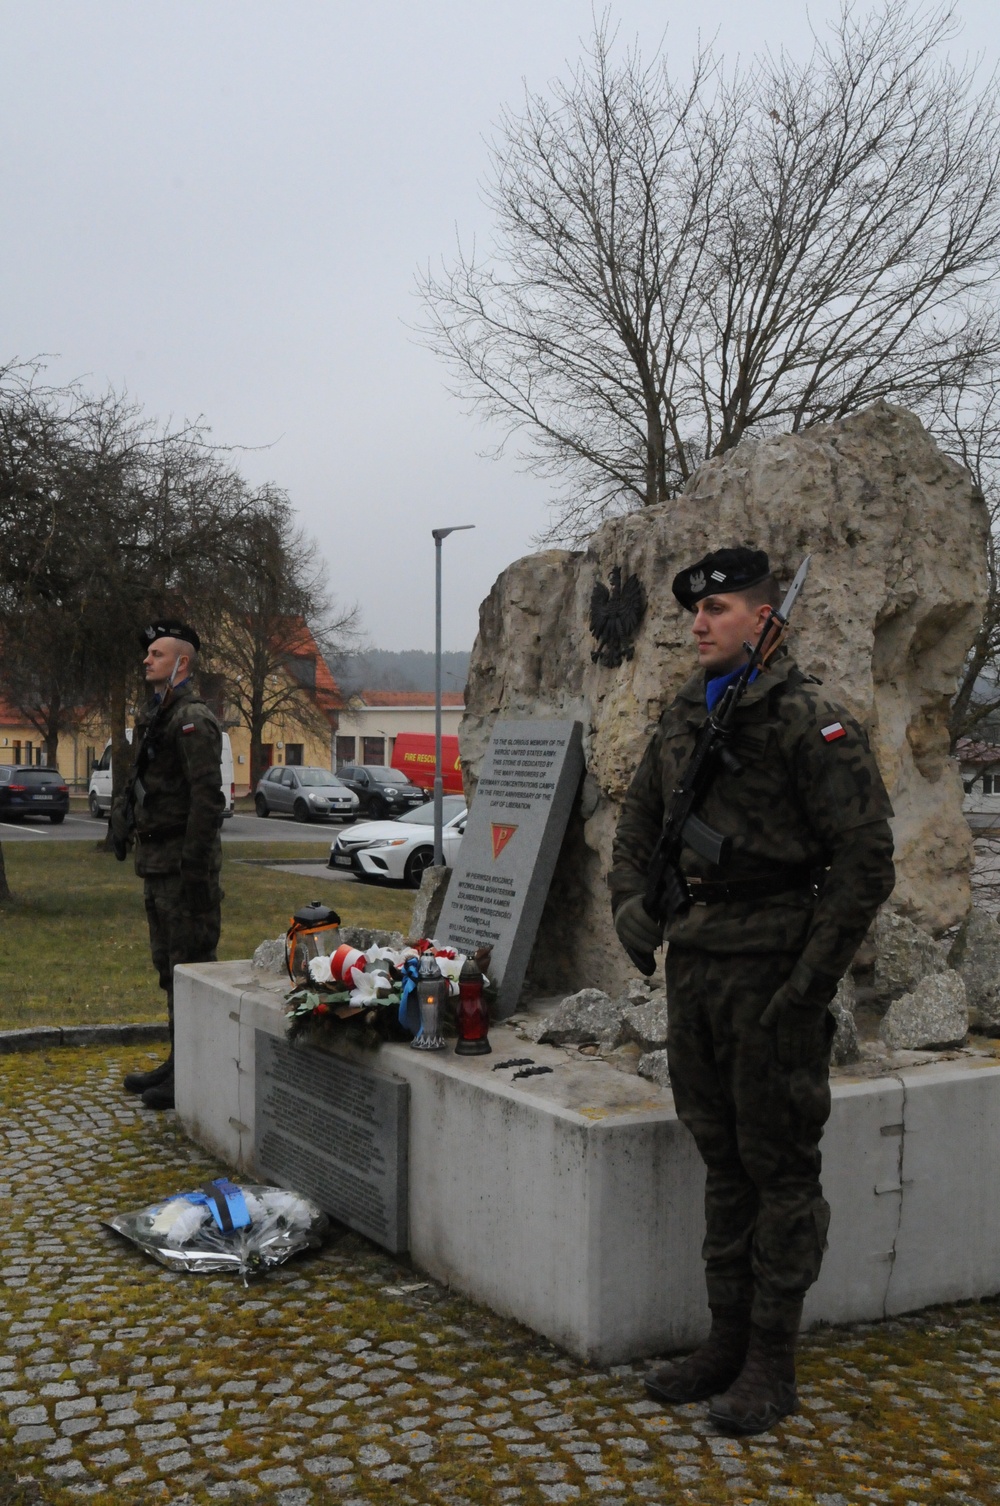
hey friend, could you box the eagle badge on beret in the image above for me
[138,619,202,653]
[672,548,771,611]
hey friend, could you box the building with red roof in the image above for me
[333,689,465,773]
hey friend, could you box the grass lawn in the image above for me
[0,841,413,1030]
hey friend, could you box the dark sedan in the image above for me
[0,766,70,823]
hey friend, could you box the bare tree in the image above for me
[420,6,1000,540]
[53,393,256,823]
[0,374,258,832]
[930,373,1000,745]
[208,489,357,787]
[0,604,93,767]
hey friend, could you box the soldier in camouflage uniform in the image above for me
[610,548,894,1435]
[112,620,226,1111]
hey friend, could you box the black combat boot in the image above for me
[141,1069,175,1111]
[123,1055,173,1094]
[644,1304,752,1405]
[708,1322,798,1434]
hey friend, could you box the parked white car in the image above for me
[88,731,235,818]
[328,795,467,887]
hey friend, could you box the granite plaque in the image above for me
[255,1031,409,1252]
[438,718,584,1016]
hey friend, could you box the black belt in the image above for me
[136,824,188,844]
[687,869,816,906]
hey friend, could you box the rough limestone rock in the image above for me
[252,936,287,975]
[410,866,451,944]
[622,1000,670,1053]
[879,972,968,1050]
[623,977,652,1005]
[948,906,1000,1034]
[606,1042,642,1075]
[528,988,628,1047]
[339,927,407,951]
[637,1050,672,1090]
[462,404,987,998]
[873,908,950,1006]
[830,974,860,1068]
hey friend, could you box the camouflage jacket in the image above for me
[115,684,224,879]
[610,654,895,991]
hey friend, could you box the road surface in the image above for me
[0,812,341,844]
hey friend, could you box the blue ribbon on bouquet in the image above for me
[180,1177,251,1233]
[398,955,421,1036]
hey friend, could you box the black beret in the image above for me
[671,548,771,611]
[138,620,202,653]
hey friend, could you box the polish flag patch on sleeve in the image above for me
[821,721,846,742]
[181,723,196,735]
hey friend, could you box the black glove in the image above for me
[108,806,129,861]
[179,872,212,914]
[760,975,839,1069]
[614,894,664,970]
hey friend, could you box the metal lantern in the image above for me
[285,899,341,985]
[410,953,448,1051]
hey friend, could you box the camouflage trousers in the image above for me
[665,945,835,1333]
[143,873,222,1039]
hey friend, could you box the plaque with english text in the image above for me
[437,718,584,1016]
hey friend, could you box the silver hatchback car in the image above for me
[254,766,359,823]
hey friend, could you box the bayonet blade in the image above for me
[776,555,811,623]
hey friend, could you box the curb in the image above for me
[0,1022,170,1055]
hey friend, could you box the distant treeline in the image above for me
[335,649,470,695]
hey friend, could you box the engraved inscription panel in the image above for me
[254,1031,408,1252]
[438,718,583,1015]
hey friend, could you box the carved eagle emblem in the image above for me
[589,566,647,669]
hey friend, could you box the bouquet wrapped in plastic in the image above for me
[103,1178,328,1280]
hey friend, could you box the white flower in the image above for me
[308,954,334,985]
[349,969,392,1005]
[365,944,402,968]
[435,953,464,983]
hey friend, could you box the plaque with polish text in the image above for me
[255,1031,409,1252]
[437,718,584,1016]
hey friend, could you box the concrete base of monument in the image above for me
[173,959,1000,1366]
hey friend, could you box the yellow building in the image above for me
[0,698,108,786]
[0,620,342,795]
[1,649,468,798]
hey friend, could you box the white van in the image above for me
[88,730,235,819]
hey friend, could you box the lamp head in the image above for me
[433,525,476,542]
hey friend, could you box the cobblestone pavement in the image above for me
[2,1047,1000,1506]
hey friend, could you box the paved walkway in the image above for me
[1,1046,999,1506]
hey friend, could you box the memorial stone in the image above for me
[437,718,584,1016]
[255,1031,409,1252]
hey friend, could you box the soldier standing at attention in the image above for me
[112,621,225,1112]
[610,548,894,1435]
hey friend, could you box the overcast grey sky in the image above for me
[2,2,995,651]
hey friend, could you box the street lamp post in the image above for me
[432,525,474,866]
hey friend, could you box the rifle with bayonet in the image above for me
[110,709,164,860]
[622,556,811,977]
